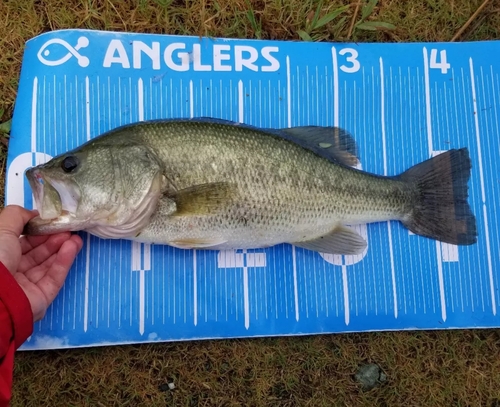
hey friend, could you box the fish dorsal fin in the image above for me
[291,225,367,255]
[280,126,360,167]
[168,182,237,216]
[180,117,360,167]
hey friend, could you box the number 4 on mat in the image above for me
[430,49,450,74]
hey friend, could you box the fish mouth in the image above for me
[25,168,80,220]
[22,208,81,236]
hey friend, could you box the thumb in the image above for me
[0,206,38,274]
[0,205,38,236]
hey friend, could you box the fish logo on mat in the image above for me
[37,36,90,67]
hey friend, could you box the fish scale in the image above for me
[131,121,405,244]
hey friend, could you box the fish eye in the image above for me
[61,155,79,173]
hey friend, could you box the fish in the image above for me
[22,117,477,255]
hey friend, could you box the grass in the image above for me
[10,331,500,406]
[1,0,500,405]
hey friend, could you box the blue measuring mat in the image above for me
[4,29,500,350]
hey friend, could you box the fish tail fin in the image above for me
[398,148,477,245]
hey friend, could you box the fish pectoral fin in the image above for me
[280,126,360,167]
[167,182,237,216]
[291,225,367,255]
[169,237,227,249]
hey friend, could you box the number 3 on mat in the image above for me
[339,48,360,73]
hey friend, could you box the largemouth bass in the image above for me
[23,118,477,255]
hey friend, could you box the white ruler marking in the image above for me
[331,47,339,126]
[283,247,289,319]
[42,77,46,157]
[131,78,150,334]
[31,77,38,152]
[107,244,111,327]
[83,77,92,332]
[139,269,145,335]
[380,58,398,318]
[238,80,244,123]
[189,80,194,118]
[316,66,320,124]
[242,251,250,329]
[83,234,91,332]
[451,68,466,311]
[85,77,90,141]
[470,58,495,315]
[332,47,352,324]
[118,77,122,125]
[286,56,291,127]
[292,246,299,321]
[423,47,447,321]
[491,66,500,137]
[138,78,144,120]
[342,265,349,325]
[490,67,500,310]
[268,79,272,126]
[423,48,433,153]
[460,70,475,311]
[53,76,57,155]
[150,77,153,119]
[236,84,250,328]
[95,242,100,328]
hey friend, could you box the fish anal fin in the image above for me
[291,225,367,255]
[168,182,237,216]
[169,237,227,249]
[280,126,360,167]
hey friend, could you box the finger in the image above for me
[19,235,50,254]
[23,253,55,284]
[72,234,84,252]
[18,233,72,274]
[23,235,83,283]
[0,205,38,237]
[20,233,80,254]
[35,238,83,305]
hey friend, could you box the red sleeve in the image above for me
[0,262,33,407]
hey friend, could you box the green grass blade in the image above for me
[356,21,396,31]
[313,5,349,30]
[309,0,324,30]
[297,30,313,41]
[0,119,11,134]
[361,0,378,22]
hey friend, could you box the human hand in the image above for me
[0,205,83,322]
